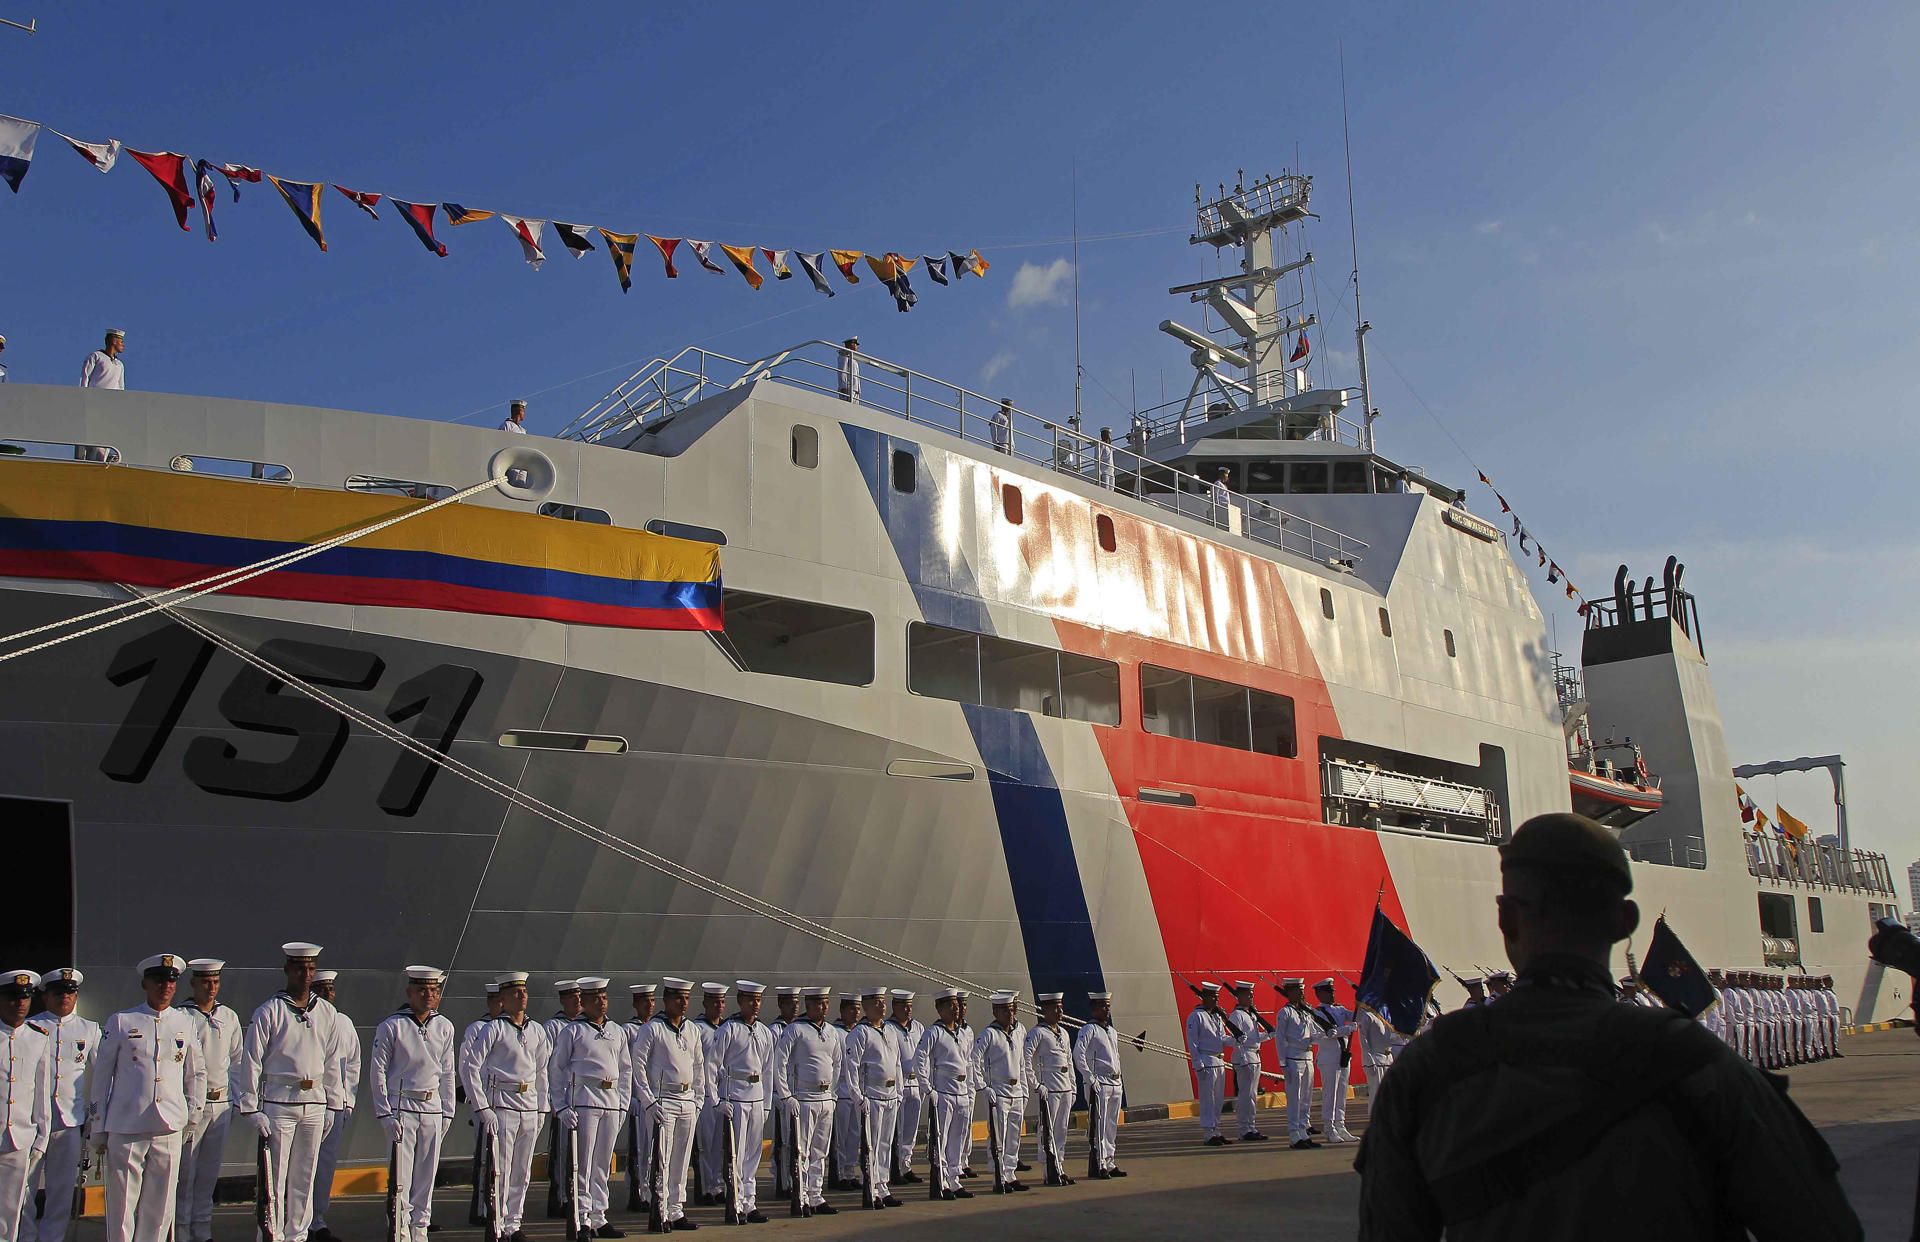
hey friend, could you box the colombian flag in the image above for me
[268,176,327,252]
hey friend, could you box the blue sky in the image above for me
[5,2,1917,882]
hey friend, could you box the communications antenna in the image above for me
[0,14,35,32]
[1341,46,1377,451]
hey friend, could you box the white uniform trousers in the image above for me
[832,1098,859,1182]
[390,1112,446,1241]
[930,1095,969,1193]
[259,1101,326,1242]
[1314,1044,1350,1132]
[893,1088,924,1178]
[0,1141,34,1242]
[1033,1090,1070,1179]
[571,1108,622,1229]
[174,1101,229,1242]
[20,1125,83,1242]
[982,1095,1024,1186]
[648,1105,698,1224]
[1231,1061,1264,1136]
[696,1101,724,1198]
[1194,1066,1226,1138]
[1086,1082,1121,1172]
[104,1132,183,1242]
[307,1108,347,1231]
[488,1111,542,1234]
[860,1101,898,1200]
[726,1101,768,1215]
[1283,1059,1313,1143]
[793,1100,835,1207]
[1362,1055,1393,1099]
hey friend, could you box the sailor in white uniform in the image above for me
[837,338,860,404]
[550,977,631,1237]
[765,987,799,1202]
[971,991,1031,1193]
[1072,992,1126,1180]
[88,954,206,1242]
[632,979,705,1228]
[952,994,979,1177]
[1225,981,1273,1142]
[78,331,124,390]
[1701,969,1730,1048]
[830,996,860,1191]
[1309,978,1358,1144]
[171,960,239,1242]
[1024,993,1075,1186]
[461,981,502,1228]
[21,968,98,1242]
[306,968,360,1242]
[885,990,925,1187]
[500,399,529,433]
[1457,975,1488,1009]
[237,942,346,1242]
[370,967,456,1242]
[707,981,777,1222]
[915,991,973,1201]
[622,984,657,1215]
[1183,982,1235,1145]
[462,973,550,1242]
[842,986,902,1208]
[1272,978,1320,1149]
[542,979,583,1222]
[1355,1006,1406,1099]
[773,987,843,1216]
[1819,974,1842,1058]
[693,984,728,1206]
[0,969,52,1242]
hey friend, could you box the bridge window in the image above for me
[908,622,1119,725]
[1290,462,1329,494]
[1332,461,1369,494]
[1096,513,1117,553]
[1141,663,1294,758]
[791,424,818,469]
[721,589,873,686]
[1245,461,1286,494]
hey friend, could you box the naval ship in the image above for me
[0,172,1901,1168]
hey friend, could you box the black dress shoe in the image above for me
[939,1189,955,1201]
[1108,1168,1127,1178]
[1089,1169,1111,1180]
[882,1196,902,1207]
[746,1211,768,1224]
[960,1167,975,1179]
[898,1171,923,1183]
[800,1206,812,1218]
[1015,1162,1031,1172]
[953,1187,974,1199]
[1058,1175,1074,1186]
[1308,1125,1322,1135]
[597,1227,628,1238]
[1289,1138,1321,1150]
[311,1231,341,1242]
[509,1232,533,1242]
[814,1204,839,1216]
[1204,1135,1227,1147]
[673,1220,697,1231]
[1009,1181,1030,1192]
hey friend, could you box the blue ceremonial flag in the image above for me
[1638,916,1718,1019]
[1355,906,1440,1038]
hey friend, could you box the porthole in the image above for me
[1444,629,1457,658]
[1096,513,1117,553]
[1379,608,1393,638]
[1003,484,1023,525]
[1320,588,1335,620]
[791,424,818,469]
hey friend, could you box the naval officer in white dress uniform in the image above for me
[237,942,346,1242]
[1272,978,1321,1149]
[172,960,240,1242]
[1225,981,1273,1142]
[0,969,52,1242]
[915,991,973,1202]
[971,991,1031,1194]
[1024,993,1076,1186]
[21,968,97,1242]
[1183,983,1235,1145]
[370,967,456,1242]
[843,986,903,1207]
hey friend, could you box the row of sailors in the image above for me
[1182,977,1409,1152]
[1694,971,1842,1069]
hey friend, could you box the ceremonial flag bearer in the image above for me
[88,955,206,1242]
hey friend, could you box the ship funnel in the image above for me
[488,444,557,502]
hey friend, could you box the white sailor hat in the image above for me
[735,980,766,996]
[313,970,339,983]
[106,328,125,340]
[837,992,858,1003]
[934,988,963,1001]
[1198,981,1221,994]
[554,978,582,993]
[990,990,1019,1005]
[139,954,185,979]
[1233,979,1257,991]
[1314,977,1337,990]
[801,985,832,998]
[0,970,38,995]
[774,986,801,997]
[860,984,886,998]
[405,965,446,984]
[281,942,322,960]
[1488,970,1513,982]
[187,959,223,976]
[630,983,658,995]
[40,968,83,988]
[701,982,728,996]
[1279,977,1304,989]
[575,977,610,992]
[1459,975,1484,987]
[890,989,916,1001]
[1036,992,1064,1003]
[661,978,694,993]
[484,981,500,994]
[1088,991,1112,1001]
[495,972,530,988]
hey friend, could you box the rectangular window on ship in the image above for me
[722,590,874,686]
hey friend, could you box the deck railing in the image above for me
[1745,831,1896,895]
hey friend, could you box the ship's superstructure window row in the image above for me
[540,502,613,525]
[722,589,874,686]
[1139,663,1297,758]
[647,518,728,546]
[906,622,1121,726]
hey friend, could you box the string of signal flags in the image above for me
[1473,468,1592,616]
[0,111,989,311]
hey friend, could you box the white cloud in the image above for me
[981,350,1017,383]
[1475,220,1503,235]
[1006,258,1074,309]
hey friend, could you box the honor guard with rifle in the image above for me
[463,982,503,1228]
[765,988,798,1203]
[0,969,53,1242]
[1456,975,1488,1009]
[692,986,728,1207]
[238,942,346,1242]
[772,987,842,1217]
[543,980,584,1221]
[1272,978,1320,1149]
[1025,993,1075,1186]
[632,979,705,1233]
[88,954,206,1242]
[842,986,903,1209]
[308,968,361,1242]
[971,991,1031,1194]
[1487,970,1514,999]
[1225,981,1273,1142]
[23,968,98,1242]
[463,973,551,1242]
[952,994,977,1178]
[370,966,457,1242]
[706,981,776,1224]
[624,985,657,1216]
[1183,982,1236,1145]
[828,997,859,1192]
[913,990,973,1201]
[172,961,238,1242]
[1072,992,1126,1180]
[1309,979,1358,1144]
[884,991,925,1187]
[550,978,632,1240]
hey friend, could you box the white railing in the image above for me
[1322,758,1501,840]
[1744,831,1896,895]
[561,341,1370,569]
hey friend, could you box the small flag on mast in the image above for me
[685,240,727,274]
[646,235,682,278]
[500,215,547,269]
[442,203,494,226]
[720,244,763,289]
[553,222,597,258]
[830,250,864,283]
[795,252,835,297]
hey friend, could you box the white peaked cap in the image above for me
[735,981,766,995]
[701,982,728,995]
[495,972,530,987]
[890,989,916,1000]
[801,985,832,997]
[139,954,185,975]
[41,968,84,986]
[555,979,582,993]
[1314,977,1337,989]
[575,977,610,991]
[187,960,223,975]
[990,990,1019,1005]
[405,965,445,984]
[281,942,322,959]
[313,970,339,982]
[661,978,694,993]
[0,971,37,992]
[630,983,658,995]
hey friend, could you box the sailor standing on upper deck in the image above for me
[837,338,861,404]
[238,943,345,1242]
[500,399,529,433]
[78,331,124,390]
[991,398,1013,454]
[1210,467,1233,529]
[370,967,456,1242]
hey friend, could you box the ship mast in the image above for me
[1341,49,1377,452]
